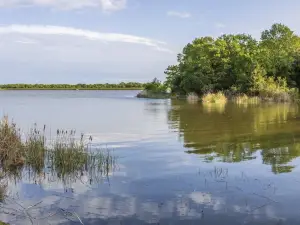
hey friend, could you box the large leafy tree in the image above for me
[165,23,300,95]
[259,23,300,85]
[165,34,259,94]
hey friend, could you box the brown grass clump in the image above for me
[0,116,25,169]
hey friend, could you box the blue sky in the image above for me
[0,0,300,84]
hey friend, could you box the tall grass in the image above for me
[24,124,46,174]
[0,117,117,198]
[202,92,227,104]
[187,92,199,103]
[233,94,260,105]
[0,116,24,169]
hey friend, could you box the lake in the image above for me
[1,90,300,225]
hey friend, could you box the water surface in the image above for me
[1,90,300,225]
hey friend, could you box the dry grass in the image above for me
[187,92,199,103]
[0,117,117,199]
[202,92,227,104]
[0,116,24,169]
[233,94,260,105]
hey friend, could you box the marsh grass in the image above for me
[187,92,199,103]
[0,116,24,169]
[202,92,227,104]
[233,94,260,105]
[24,125,46,174]
[0,117,117,200]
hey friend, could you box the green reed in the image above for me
[0,117,117,199]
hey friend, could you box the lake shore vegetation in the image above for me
[0,82,145,90]
[136,78,171,99]
[163,23,300,103]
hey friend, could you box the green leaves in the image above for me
[165,23,300,96]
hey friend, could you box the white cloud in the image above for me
[0,24,171,52]
[0,0,126,11]
[0,24,176,83]
[167,11,191,19]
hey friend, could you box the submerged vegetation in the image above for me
[163,23,300,102]
[0,117,116,202]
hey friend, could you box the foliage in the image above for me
[144,78,166,93]
[164,23,300,100]
[250,65,296,102]
[137,78,170,99]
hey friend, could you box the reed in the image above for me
[0,116,24,169]
[0,117,117,198]
[202,92,227,104]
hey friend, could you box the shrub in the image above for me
[137,78,170,99]
[250,66,296,102]
[144,78,166,93]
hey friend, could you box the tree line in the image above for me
[164,23,300,98]
[0,82,145,90]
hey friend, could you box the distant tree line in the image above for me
[0,82,146,90]
[164,23,300,99]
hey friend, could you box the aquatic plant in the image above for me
[202,92,227,104]
[0,117,117,195]
[24,124,46,174]
[233,94,260,105]
[186,92,199,103]
[0,116,24,169]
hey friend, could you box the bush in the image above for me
[137,78,170,99]
[250,66,296,102]
[144,78,166,93]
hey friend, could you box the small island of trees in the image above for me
[143,23,300,103]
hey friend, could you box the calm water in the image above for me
[1,90,300,225]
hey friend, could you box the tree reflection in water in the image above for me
[168,101,300,174]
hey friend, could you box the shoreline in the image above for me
[0,88,143,91]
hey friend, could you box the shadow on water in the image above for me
[168,101,300,174]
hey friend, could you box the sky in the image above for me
[0,0,300,84]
